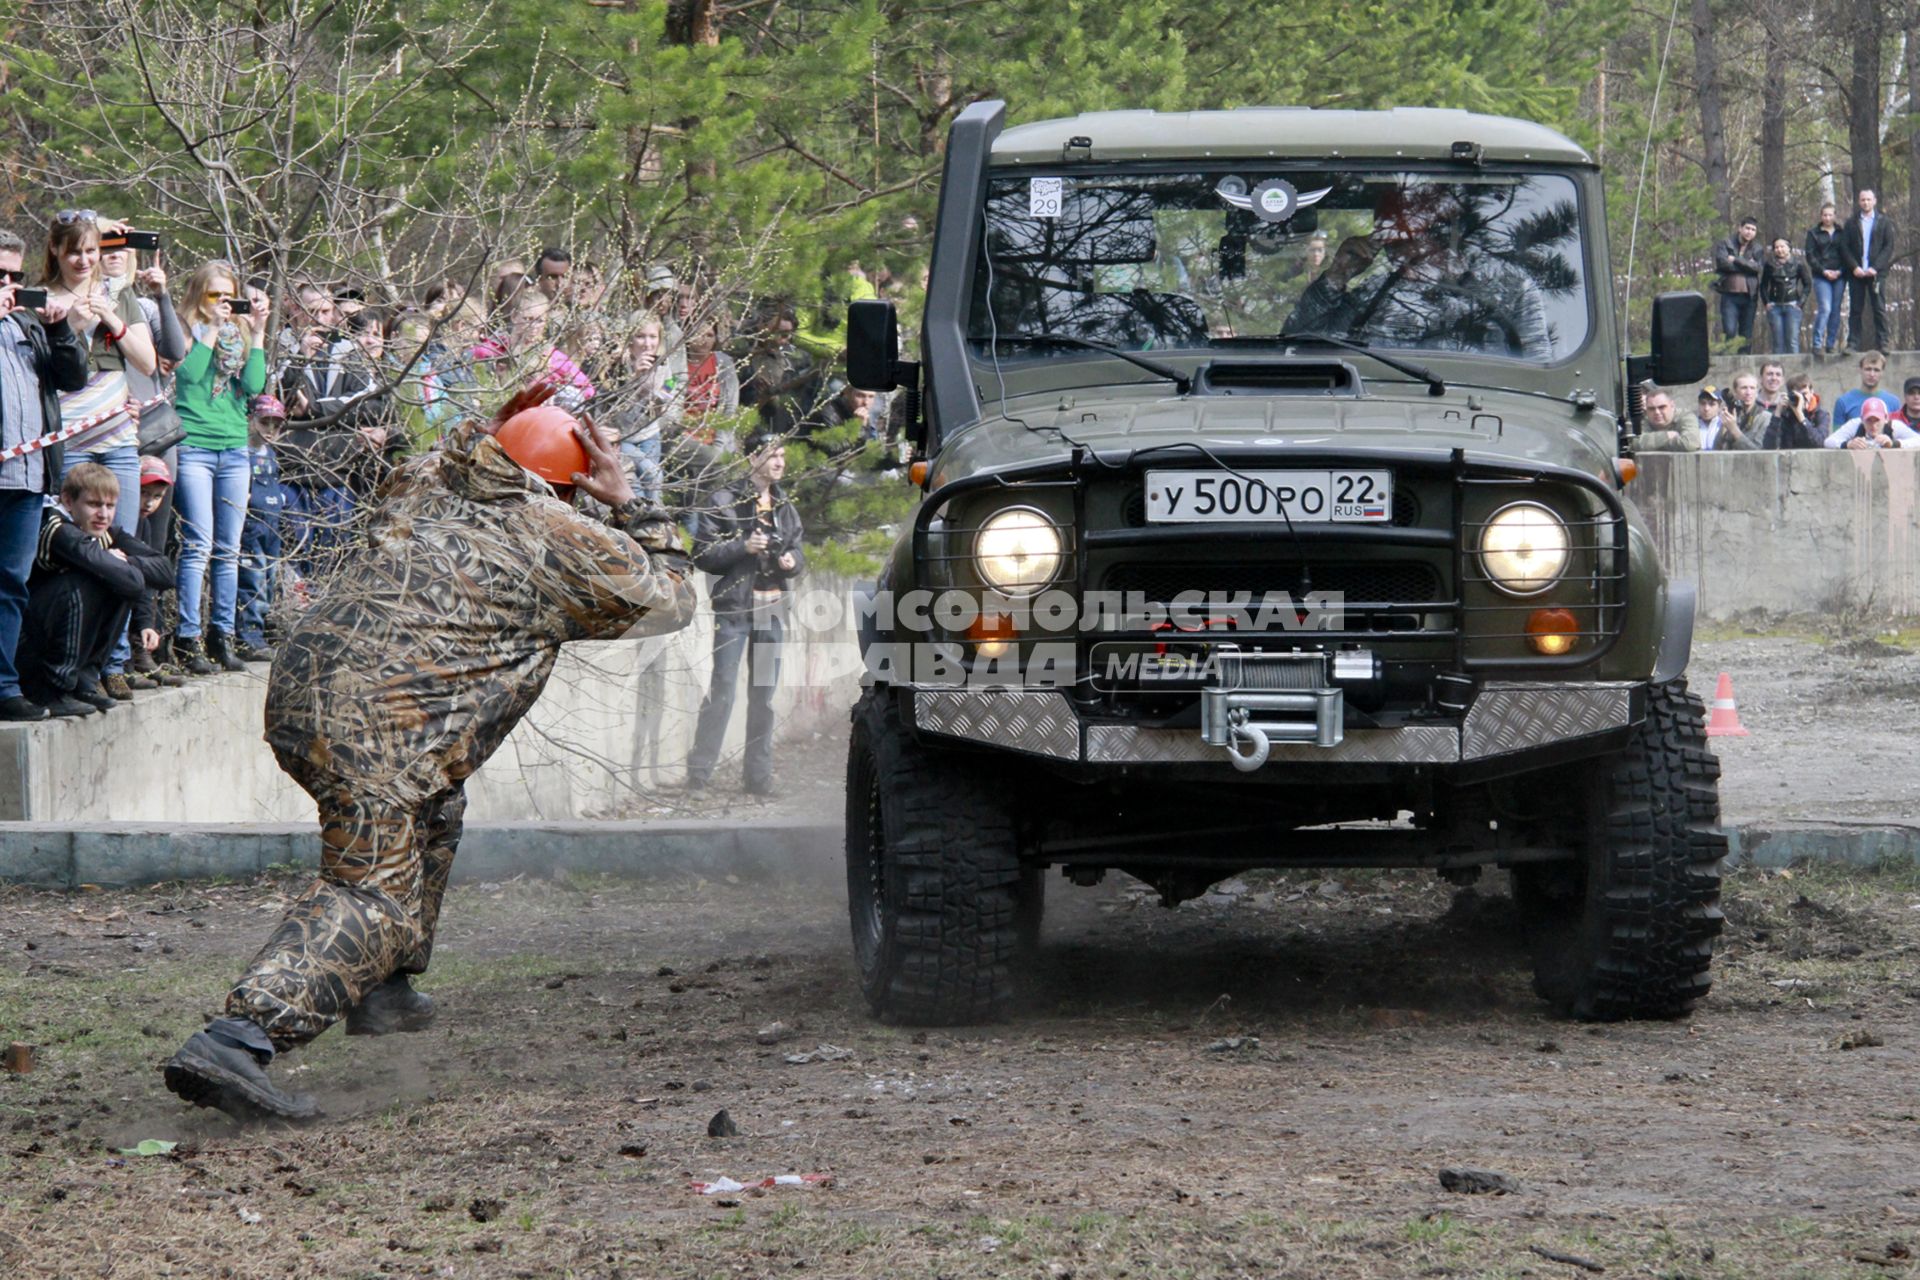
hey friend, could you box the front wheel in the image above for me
[845,689,1021,1024]
[1518,678,1726,1020]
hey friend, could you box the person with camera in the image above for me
[42,212,163,700]
[684,431,804,796]
[0,229,90,720]
[171,260,267,674]
[1763,373,1830,449]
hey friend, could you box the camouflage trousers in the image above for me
[226,747,467,1050]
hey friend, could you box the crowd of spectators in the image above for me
[1630,350,1920,453]
[1713,188,1900,355]
[0,209,901,721]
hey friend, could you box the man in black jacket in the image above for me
[1712,217,1763,353]
[17,463,173,717]
[1841,188,1895,353]
[685,433,805,795]
[0,229,89,722]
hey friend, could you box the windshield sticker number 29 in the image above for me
[1029,177,1064,219]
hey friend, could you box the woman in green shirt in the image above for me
[171,260,267,674]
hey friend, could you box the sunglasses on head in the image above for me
[54,209,99,226]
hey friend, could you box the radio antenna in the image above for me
[1622,0,1686,345]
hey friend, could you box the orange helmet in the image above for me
[496,404,589,485]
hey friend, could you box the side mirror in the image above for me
[1647,291,1709,386]
[847,299,900,392]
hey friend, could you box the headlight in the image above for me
[974,507,1062,596]
[1478,501,1569,596]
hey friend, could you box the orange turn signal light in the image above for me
[1613,457,1639,485]
[968,612,1018,659]
[908,460,930,487]
[1526,607,1579,656]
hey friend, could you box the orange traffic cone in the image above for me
[1705,671,1748,737]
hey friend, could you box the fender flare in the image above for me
[1651,580,1697,685]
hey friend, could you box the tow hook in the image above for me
[1226,714,1271,772]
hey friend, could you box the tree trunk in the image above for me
[1691,0,1732,227]
[1847,0,1882,197]
[1907,0,1919,346]
[1760,26,1788,243]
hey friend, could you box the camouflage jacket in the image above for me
[264,424,697,797]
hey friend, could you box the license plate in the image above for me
[1145,470,1393,523]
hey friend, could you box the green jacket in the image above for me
[1627,409,1701,453]
[175,342,267,450]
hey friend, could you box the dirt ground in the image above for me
[1696,631,1920,827]
[4,852,1920,1280]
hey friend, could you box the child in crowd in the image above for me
[236,395,288,663]
[128,457,185,689]
[16,463,173,717]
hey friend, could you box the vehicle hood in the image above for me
[929,387,1618,487]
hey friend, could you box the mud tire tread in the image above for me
[846,689,1020,1025]
[1532,678,1726,1021]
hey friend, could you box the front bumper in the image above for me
[910,681,1638,766]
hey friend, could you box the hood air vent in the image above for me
[1197,361,1357,396]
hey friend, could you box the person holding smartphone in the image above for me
[41,211,160,699]
[0,229,90,720]
[170,260,266,674]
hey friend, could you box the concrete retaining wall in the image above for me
[0,575,865,824]
[1636,448,1920,620]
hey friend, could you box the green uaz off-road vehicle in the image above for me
[842,102,1721,1025]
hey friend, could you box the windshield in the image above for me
[969,169,1591,365]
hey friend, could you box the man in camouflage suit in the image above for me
[165,396,695,1120]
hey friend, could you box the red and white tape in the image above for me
[0,393,169,464]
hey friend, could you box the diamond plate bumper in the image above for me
[910,682,1637,765]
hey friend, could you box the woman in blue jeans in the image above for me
[171,261,267,674]
[1805,204,1846,355]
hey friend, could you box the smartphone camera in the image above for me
[13,288,49,309]
[229,298,254,315]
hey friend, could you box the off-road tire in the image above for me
[1521,678,1725,1020]
[846,688,1021,1023]
[1014,865,1046,956]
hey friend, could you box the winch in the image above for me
[1199,648,1356,770]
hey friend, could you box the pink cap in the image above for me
[251,394,288,420]
[1862,399,1890,421]
[139,455,172,487]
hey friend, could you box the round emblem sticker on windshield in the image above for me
[1250,179,1299,223]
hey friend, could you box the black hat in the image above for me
[1697,385,1721,403]
[743,429,784,456]
[1905,376,1920,397]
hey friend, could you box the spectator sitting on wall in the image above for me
[1626,388,1699,452]
[1834,351,1901,425]
[1895,377,1920,432]
[1763,374,1829,448]
[1825,397,1917,449]
[1715,373,1768,450]
[16,462,172,717]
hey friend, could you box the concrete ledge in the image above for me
[0,820,841,890]
[1724,822,1920,869]
[2,819,1907,890]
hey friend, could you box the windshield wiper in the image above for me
[1218,332,1446,397]
[986,333,1193,395]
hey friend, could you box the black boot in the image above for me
[206,630,246,673]
[163,1017,318,1122]
[174,637,216,677]
[345,974,437,1037]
